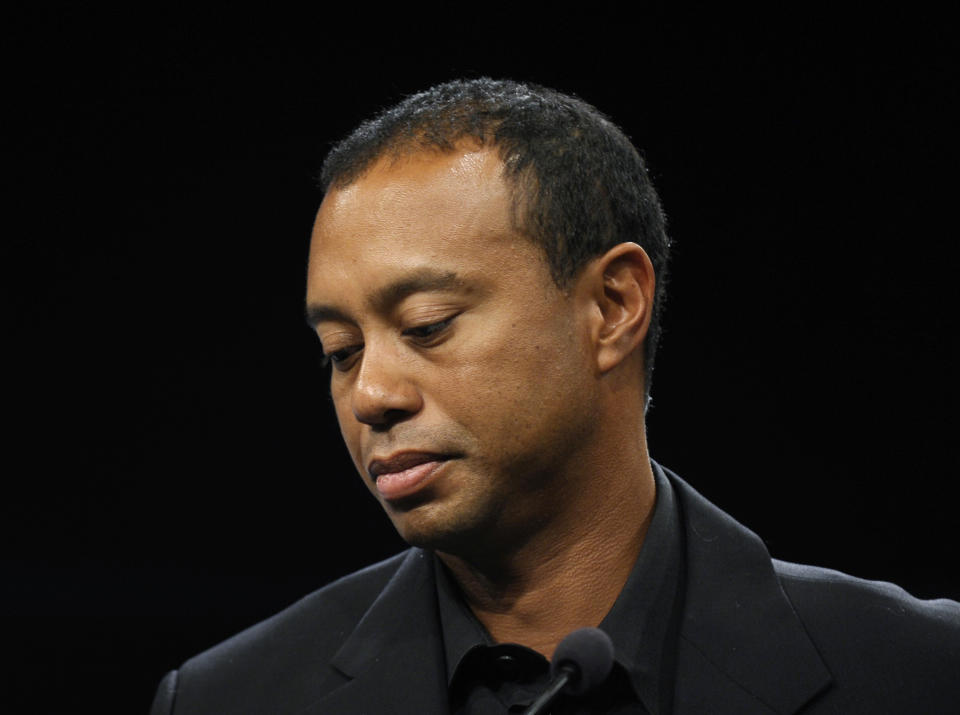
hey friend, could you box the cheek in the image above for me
[442,315,587,434]
[331,390,362,456]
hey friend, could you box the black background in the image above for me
[6,6,958,713]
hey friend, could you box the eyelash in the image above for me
[320,345,360,369]
[402,316,456,340]
[321,316,457,370]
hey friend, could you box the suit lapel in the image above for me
[299,548,449,715]
[666,468,832,714]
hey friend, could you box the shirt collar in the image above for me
[433,462,684,713]
[435,548,493,680]
[598,460,684,711]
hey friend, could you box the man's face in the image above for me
[306,147,600,553]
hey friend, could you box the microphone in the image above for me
[522,627,615,715]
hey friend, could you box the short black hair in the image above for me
[321,78,671,408]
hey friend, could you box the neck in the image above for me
[437,426,655,660]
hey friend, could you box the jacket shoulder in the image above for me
[774,558,960,634]
[193,549,407,665]
[167,550,411,714]
[773,559,960,711]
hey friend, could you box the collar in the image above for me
[667,466,833,714]
[314,549,449,714]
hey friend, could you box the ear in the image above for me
[583,242,656,374]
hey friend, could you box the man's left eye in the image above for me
[403,316,456,340]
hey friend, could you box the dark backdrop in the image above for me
[6,6,957,713]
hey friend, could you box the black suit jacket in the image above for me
[151,467,960,713]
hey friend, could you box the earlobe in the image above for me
[591,243,655,374]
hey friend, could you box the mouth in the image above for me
[367,451,453,501]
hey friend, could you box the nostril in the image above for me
[369,408,416,432]
[351,382,422,427]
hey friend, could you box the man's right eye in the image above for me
[321,345,362,370]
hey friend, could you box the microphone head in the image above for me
[550,627,615,696]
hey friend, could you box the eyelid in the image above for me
[317,327,363,369]
[321,344,362,370]
[402,314,458,339]
[317,311,459,370]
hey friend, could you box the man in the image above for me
[151,79,959,714]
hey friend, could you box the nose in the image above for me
[350,342,423,428]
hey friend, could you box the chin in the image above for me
[385,498,491,555]
[388,514,469,553]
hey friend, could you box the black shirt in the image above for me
[435,463,685,714]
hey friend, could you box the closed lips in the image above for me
[368,452,450,479]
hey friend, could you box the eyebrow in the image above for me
[304,268,468,328]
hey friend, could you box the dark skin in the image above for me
[306,146,657,659]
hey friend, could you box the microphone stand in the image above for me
[522,664,575,715]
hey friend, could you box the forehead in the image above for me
[306,147,546,309]
[314,147,509,247]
